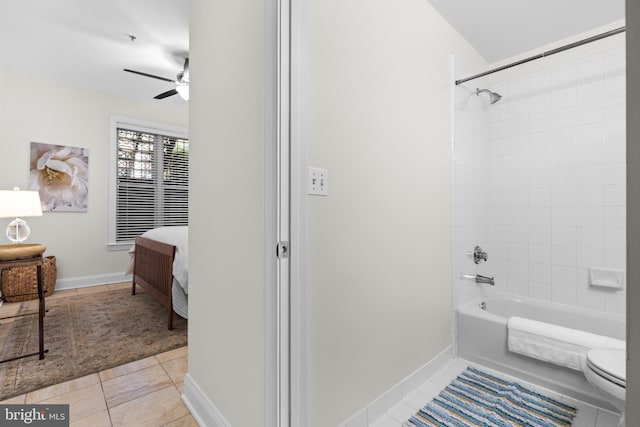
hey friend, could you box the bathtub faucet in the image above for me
[475,274,495,285]
[462,274,495,286]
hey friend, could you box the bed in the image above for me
[126,226,188,330]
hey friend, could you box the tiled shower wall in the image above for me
[454,34,626,314]
[453,81,491,306]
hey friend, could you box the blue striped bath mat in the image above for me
[405,366,576,427]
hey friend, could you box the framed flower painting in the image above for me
[29,142,89,212]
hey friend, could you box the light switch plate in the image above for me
[308,167,328,196]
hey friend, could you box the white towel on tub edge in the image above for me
[507,316,625,371]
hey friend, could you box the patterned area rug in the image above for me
[0,287,187,400]
[405,366,577,427]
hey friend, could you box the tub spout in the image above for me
[475,274,495,285]
[462,274,495,286]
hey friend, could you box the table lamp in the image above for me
[0,188,43,244]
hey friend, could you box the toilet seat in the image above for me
[587,348,626,387]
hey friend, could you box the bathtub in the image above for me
[456,294,625,410]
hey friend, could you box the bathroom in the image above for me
[187,1,639,426]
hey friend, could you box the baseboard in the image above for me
[339,345,454,427]
[182,373,232,427]
[54,273,132,290]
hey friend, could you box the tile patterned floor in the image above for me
[0,346,193,426]
[0,284,195,427]
[370,358,622,427]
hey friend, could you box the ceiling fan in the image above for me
[124,58,189,101]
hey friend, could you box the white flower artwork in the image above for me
[29,142,89,212]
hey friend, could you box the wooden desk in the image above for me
[0,255,47,362]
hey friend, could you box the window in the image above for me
[109,117,188,247]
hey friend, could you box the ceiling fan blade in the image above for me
[123,68,175,83]
[154,89,178,99]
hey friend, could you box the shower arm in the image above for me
[475,88,502,104]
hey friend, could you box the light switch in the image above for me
[308,167,328,196]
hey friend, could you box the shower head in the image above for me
[476,88,502,104]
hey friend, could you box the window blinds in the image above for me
[115,128,189,243]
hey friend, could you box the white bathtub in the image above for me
[456,294,625,410]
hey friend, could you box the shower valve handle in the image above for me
[472,246,488,264]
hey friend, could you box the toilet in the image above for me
[584,348,625,422]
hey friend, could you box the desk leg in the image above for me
[37,264,45,360]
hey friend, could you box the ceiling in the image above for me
[0,0,189,106]
[0,1,625,105]
[425,0,625,63]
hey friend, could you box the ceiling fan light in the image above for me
[176,84,189,101]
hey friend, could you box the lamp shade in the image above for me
[0,188,43,218]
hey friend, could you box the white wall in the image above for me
[0,65,4,148]
[0,65,187,284]
[455,24,626,314]
[306,1,486,425]
[186,1,269,426]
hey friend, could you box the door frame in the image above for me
[267,0,306,425]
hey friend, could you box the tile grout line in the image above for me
[97,372,115,427]
[108,384,183,427]
[157,356,189,426]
